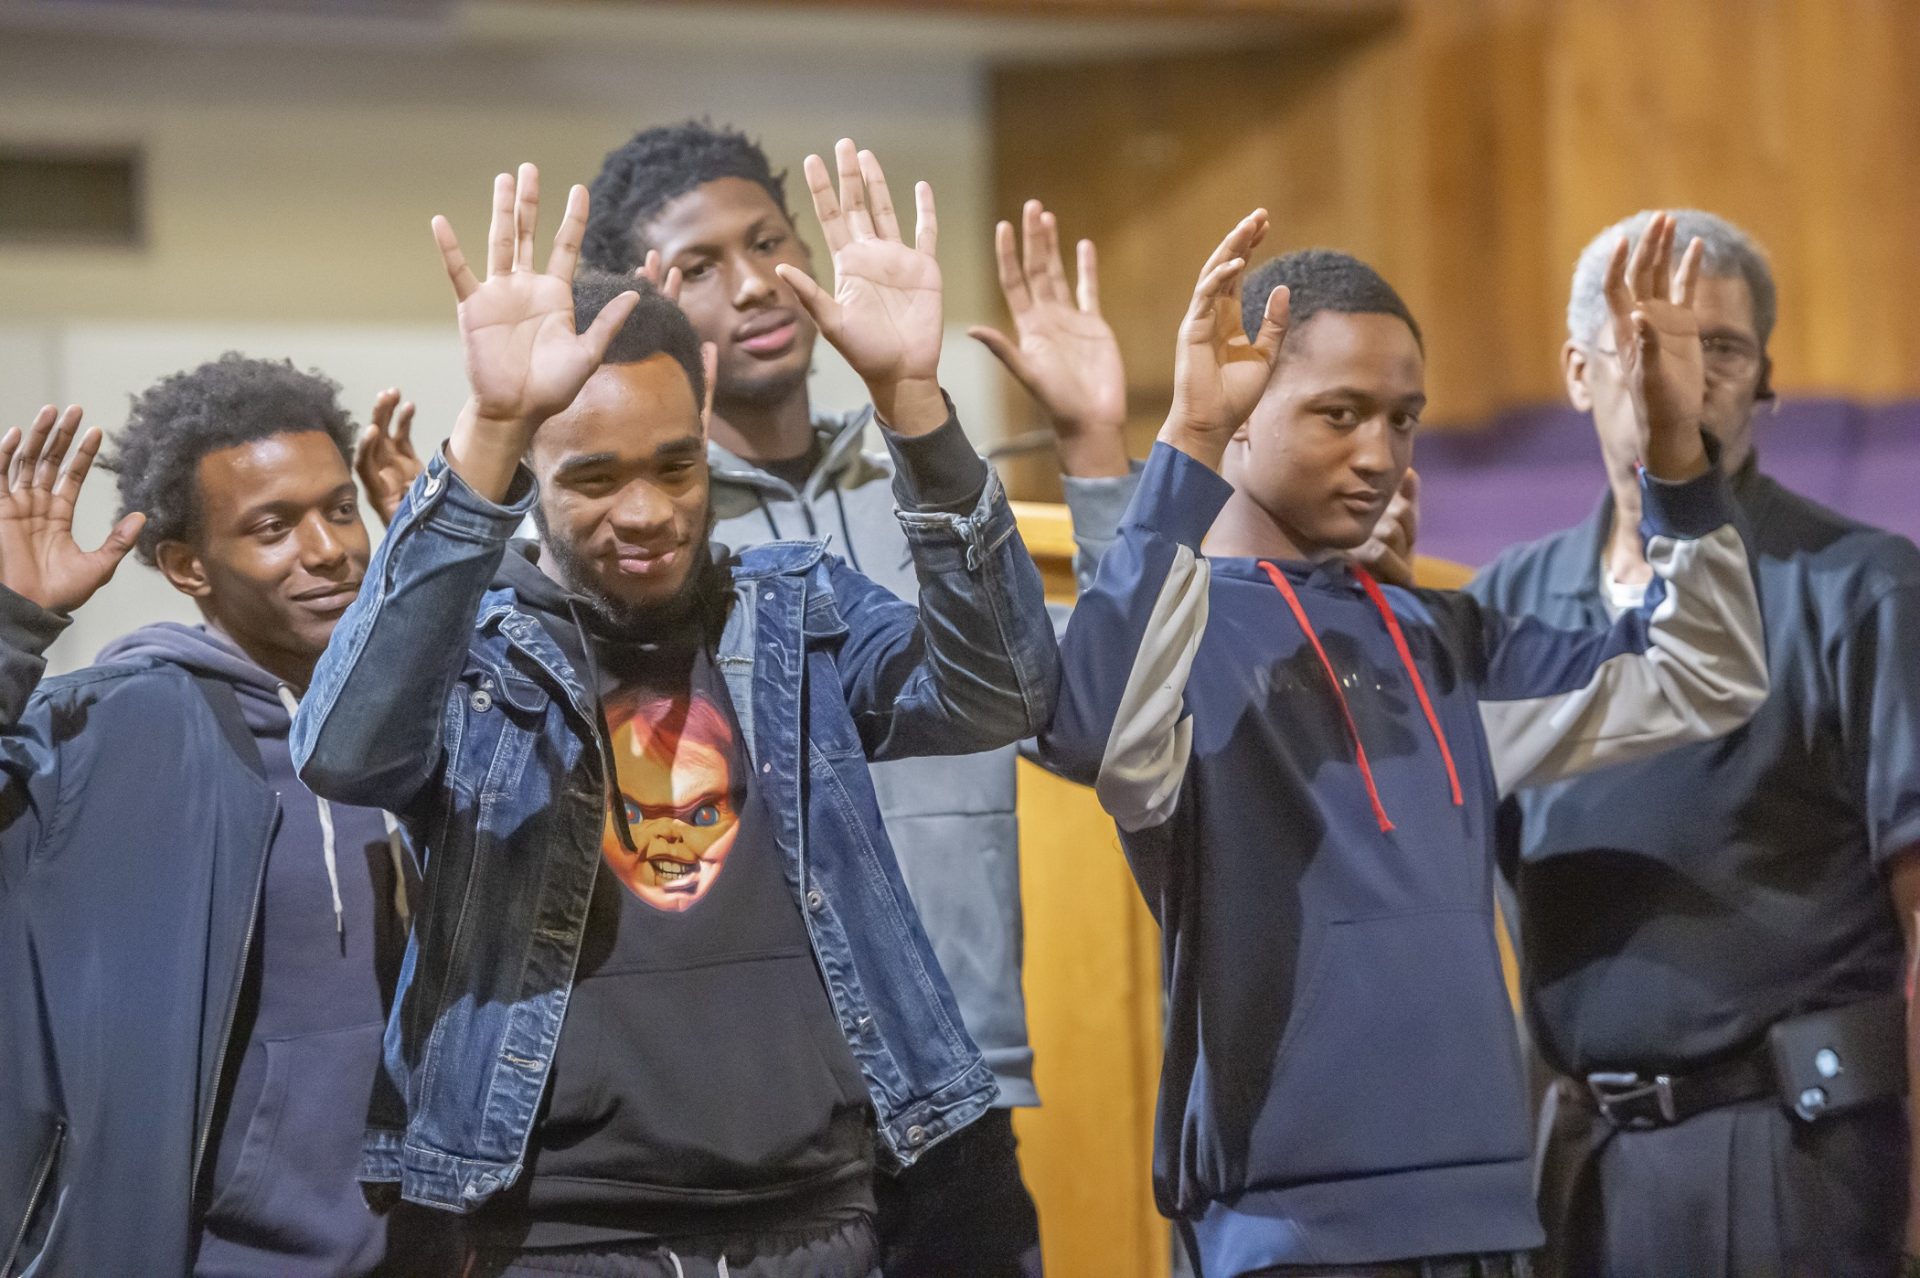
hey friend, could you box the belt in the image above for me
[1254,1255,1532,1278]
[1578,1043,1776,1129]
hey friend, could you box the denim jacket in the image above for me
[291,435,1058,1213]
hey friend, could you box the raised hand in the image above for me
[970,200,1129,477]
[777,139,946,434]
[0,406,144,615]
[1351,468,1420,587]
[1157,210,1289,472]
[356,388,423,526]
[434,163,639,499]
[1604,211,1708,480]
[637,249,683,303]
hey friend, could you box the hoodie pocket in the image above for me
[201,1022,384,1260]
[1240,908,1531,1186]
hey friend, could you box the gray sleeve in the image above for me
[1060,462,1143,596]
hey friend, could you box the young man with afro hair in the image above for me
[0,355,445,1276]
[577,121,1133,1275]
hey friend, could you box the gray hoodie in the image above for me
[709,408,1037,1106]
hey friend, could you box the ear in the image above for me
[1755,353,1776,402]
[155,539,212,601]
[1561,340,1595,413]
[699,342,719,429]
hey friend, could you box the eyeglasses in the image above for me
[1592,335,1760,374]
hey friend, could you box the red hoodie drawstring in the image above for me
[1353,566,1465,808]
[1258,561,1396,833]
[1258,561,1468,833]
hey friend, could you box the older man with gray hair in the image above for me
[1470,209,1920,1277]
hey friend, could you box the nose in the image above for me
[608,480,677,542]
[729,251,778,309]
[1350,418,1395,480]
[296,512,350,573]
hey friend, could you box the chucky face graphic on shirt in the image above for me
[601,691,740,912]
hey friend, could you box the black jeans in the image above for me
[874,1108,1043,1277]
[1243,1257,1532,1278]
[462,1215,879,1278]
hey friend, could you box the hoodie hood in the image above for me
[97,620,411,937]
[97,622,293,735]
[706,406,876,499]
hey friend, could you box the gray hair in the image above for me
[1566,209,1776,349]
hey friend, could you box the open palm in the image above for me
[0,406,144,615]
[433,164,640,441]
[1165,210,1289,460]
[971,202,1126,432]
[817,239,943,386]
[1605,211,1706,454]
[779,140,944,393]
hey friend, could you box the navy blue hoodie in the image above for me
[97,624,418,1277]
[1040,444,1767,1272]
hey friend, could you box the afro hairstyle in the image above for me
[104,352,356,565]
[582,119,792,273]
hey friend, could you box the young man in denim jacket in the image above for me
[292,147,1056,1277]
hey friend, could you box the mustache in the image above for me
[532,500,719,638]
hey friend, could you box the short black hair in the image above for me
[573,270,708,408]
[105,352,355,564]
[583,120,792,273]
[1241,249,1423,352]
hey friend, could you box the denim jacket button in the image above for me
[805,888,825,913]
[906,1124,927,1146]
[469,688,494,713]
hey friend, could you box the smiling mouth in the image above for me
[294,583,361,606]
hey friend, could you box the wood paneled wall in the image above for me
[990,0,1920,496]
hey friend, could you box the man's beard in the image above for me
[532,502,719,640]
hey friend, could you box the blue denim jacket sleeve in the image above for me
[830,433,1060,762]
[292,452,537,812]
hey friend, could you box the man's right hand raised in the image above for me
[1603,210,1709,484]
[435,163,639,502]
[970,200,1130,478]
[1157,209,1289,473]
[0,405,144,616]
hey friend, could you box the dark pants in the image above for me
[462,1215,879,1278]
[1536,1080,1906,1278]
[874,1108,1043,1277]
[1244,1258,1531,1278]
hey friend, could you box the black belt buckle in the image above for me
[1586,1070,1678,1128]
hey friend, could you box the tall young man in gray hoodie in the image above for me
[580,123,1136,1276]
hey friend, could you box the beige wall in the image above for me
[0,15,1007,670]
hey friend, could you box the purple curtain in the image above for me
[1416,399,1920,567]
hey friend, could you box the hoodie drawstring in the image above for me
[568,600,639,854]
[277,685,412,940]
[828,482,864,573]
[754,491,784,542]
[1258,562,1395,833]
[1352,566,1464,808]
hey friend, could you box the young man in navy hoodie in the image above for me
[1038,211,1769,1276]
[0,365,440,1276]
